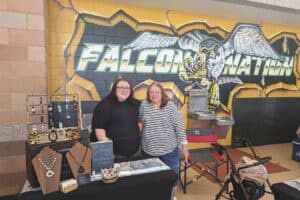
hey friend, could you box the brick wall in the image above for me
[0,0,46,141]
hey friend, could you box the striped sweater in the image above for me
[139,100,187,156]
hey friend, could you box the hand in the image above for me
[181,145,189,164]
[95,129,107,141]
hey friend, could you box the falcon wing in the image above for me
[223,24,282,60]
[178,30,205,52]
[123,31,178,50]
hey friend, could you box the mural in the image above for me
[46,0,300,146]
[119,24,293,109]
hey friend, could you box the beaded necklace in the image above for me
[38,157,57,178]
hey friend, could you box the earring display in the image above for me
[26,94,82,145]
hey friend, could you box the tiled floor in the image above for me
[0,142,299,199]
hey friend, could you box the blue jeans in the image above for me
[159,147,179,186]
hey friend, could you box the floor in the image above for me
[177,142,300,200]
[0,142,299,199]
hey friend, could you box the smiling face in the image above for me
[116,80,131,102]
[149,85,162,106]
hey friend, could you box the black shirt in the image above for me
[91,98,141,156]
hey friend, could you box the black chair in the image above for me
[179,128,229,193]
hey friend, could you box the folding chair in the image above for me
[179,128,229,193]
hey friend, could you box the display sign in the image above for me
[91,140,114,174]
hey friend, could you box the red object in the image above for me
[187,133,218,142]
[210,151,224,162]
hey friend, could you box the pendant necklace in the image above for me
[69,146,88,174]
[38,157,57,178]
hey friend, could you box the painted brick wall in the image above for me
[0,0,46,142]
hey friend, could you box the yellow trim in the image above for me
[265,82,300,97]
[294,48,300,79]
[227,84,265,110]
[134,79,185,104]
[55,75,101,101]
[270,32,300,45]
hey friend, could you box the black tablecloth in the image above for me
[272,182,300,200]
[19,170,176,200]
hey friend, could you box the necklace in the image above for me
[38,157,57,178]
[68,146,89,174]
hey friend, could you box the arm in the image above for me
[92,100,111,141]
[138,101,145,132]
[169,102,190,162]
[181,144,189,163]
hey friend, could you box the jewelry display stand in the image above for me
[26,94,90,189]
[66,143,91,178]
[32,147,62,194]
[26,94,82,144]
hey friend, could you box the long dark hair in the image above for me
[146,82,169,108]
[106,78,138,105]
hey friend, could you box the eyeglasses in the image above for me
[117,86,131,90]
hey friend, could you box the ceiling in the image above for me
[110,0,300,27]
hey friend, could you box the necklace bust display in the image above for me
[32,147,62,194]
[38,156,57,177]
[66,142,91,178]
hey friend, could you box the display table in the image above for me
[19,170,176,200]
[272,181,300,200]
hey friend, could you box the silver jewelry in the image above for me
[38,157,57,178]
[31,106,36,114]
[65,101,71,119]
[57,104,62,113]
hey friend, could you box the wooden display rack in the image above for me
[26,94,82,145]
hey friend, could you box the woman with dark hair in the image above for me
[139,81,189,200]
[91,78,141,157]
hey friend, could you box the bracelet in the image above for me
[28,131,40,144]
[48,129,58,142]
[65,128,73,138]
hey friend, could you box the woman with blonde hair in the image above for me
[139,82,189,200]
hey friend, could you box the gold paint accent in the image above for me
[270,32,300,46]
[133,79,185,104]
[66,19,86,78]
[265,82,300,97]
[227,84,265,110]
[55,74,101,101]
[220,103,230,113]
[293,48,300,79]
[177,23,227,38]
